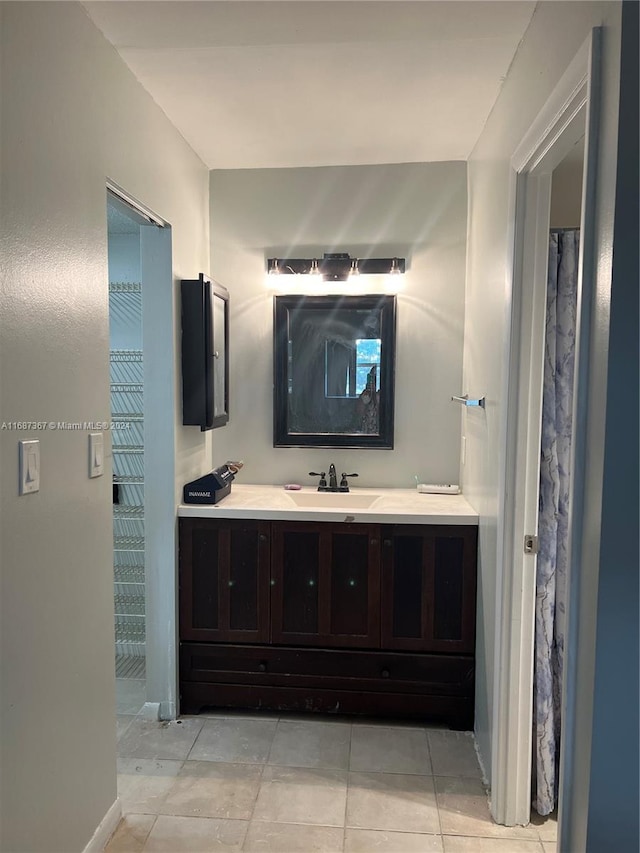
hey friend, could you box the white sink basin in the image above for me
[287,492,381,509]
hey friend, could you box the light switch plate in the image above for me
[89,432,104,478]
[19,439,40,495]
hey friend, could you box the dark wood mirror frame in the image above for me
[273,294,396,448]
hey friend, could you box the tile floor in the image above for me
[108,711,557,853]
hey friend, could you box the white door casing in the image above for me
[492,32,600,827]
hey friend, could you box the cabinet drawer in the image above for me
[181,642,474,696]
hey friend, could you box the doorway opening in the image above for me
[107,186,177,720]
[493,31,601,832]
[108,194,147,713]
[532,136,584,819]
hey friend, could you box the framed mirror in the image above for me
[274,294,396,448]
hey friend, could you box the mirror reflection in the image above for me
[274,295,396,448]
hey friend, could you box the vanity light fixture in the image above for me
[266,252,405,281]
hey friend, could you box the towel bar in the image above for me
[451,394,485,408]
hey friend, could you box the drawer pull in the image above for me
[258,661,268,672]
[381,668,390,679]
[348,579,356,588]
[259,534,268,542]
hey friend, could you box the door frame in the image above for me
[107,181,178,720]
[492,32,601,826]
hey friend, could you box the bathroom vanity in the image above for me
[178,485,478,729]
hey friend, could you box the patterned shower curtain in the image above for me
[534,229,579,816]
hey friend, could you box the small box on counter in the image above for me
[183,461,243,504]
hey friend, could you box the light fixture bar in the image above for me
[266,253,405,280]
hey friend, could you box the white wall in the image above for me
[0,3,209,850]
[462,0,622,795]
[209,162,467,488]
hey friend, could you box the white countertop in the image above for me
[178,484,478,526]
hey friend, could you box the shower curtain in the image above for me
[534,229,579,816]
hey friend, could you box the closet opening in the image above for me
[532,136,585,822]
[107,187,176,720]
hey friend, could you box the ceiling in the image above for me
[84,1,536,170]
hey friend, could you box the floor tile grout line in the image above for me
[425,727,435,776]
[247,735,272,826]
[137,813,157,853]
[237,813,251,852]
[179,716,205,763]
[439,830,551,842]
[245,819,444,834]
[341,721,353,850]
[345,719,354,832]
[264,717,281,766]
[431,752,445,838]
[441,833,550,847]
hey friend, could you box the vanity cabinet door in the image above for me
[381,525,477,653]
[270,521,380,648]
[179,518,270,643]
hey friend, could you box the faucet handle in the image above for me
[309,471,327,490]
[339,472,358,490]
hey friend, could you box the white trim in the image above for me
[139,225,178,722]
[511,43,590,175]
[141,701,162,720]
[107,180,168,228]
[492,33,596,826]
[82,798,122,853]
[557,27,609,850]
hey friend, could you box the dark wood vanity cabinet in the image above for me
[382,525,477,654]
[180,518,271,643]
[271,522,381,648]
[179,518,477,729]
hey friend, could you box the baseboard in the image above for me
[83,798,122,853]
[141,701,161,720]
[140,700,176,721]
[159,699,176,720]
[474,733,490,788]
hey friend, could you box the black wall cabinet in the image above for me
[181,274,229,430]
